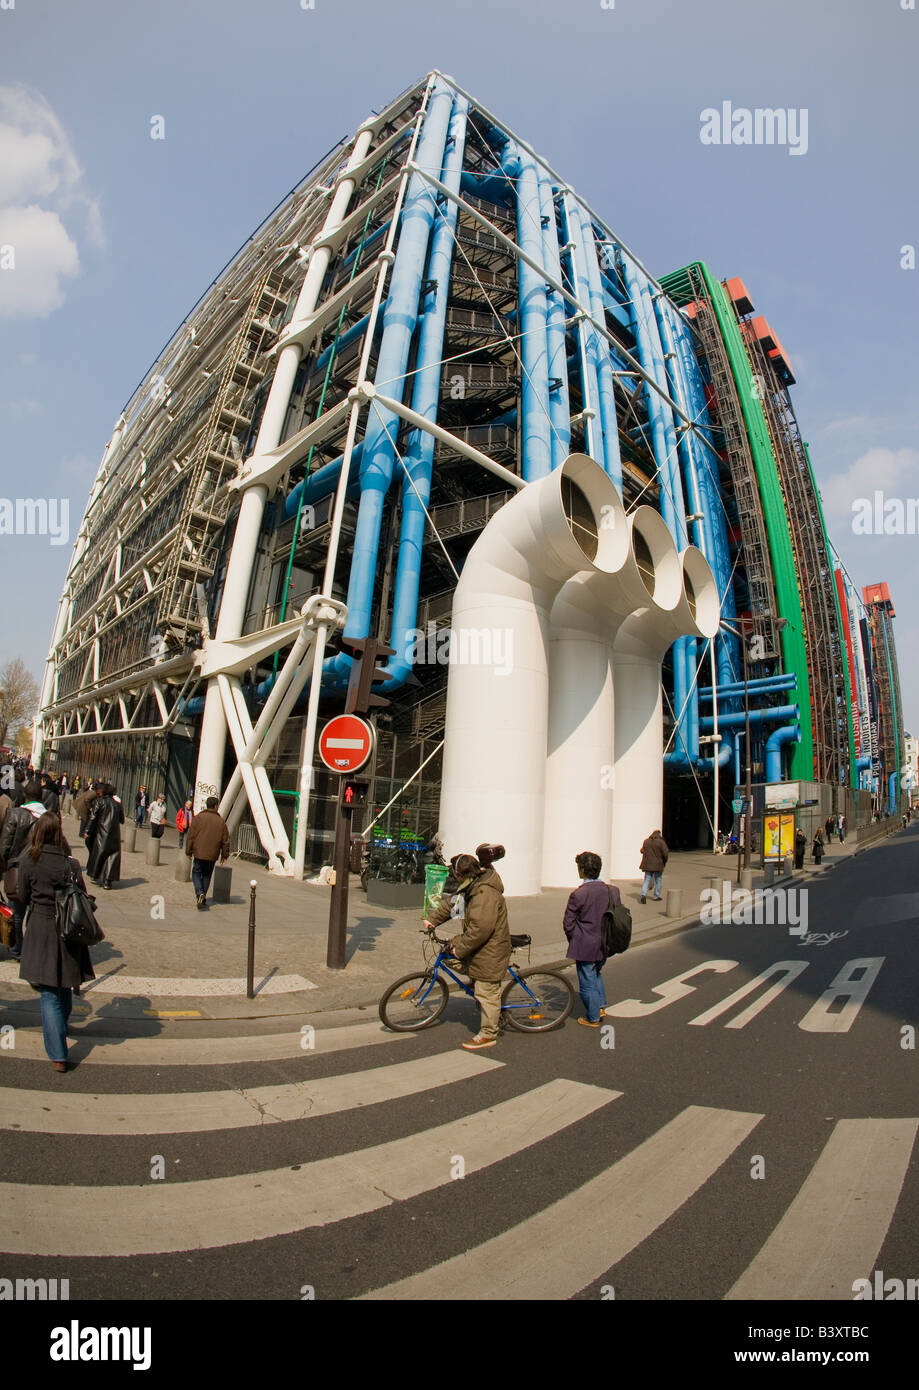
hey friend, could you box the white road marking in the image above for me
[726,1118,918,1300]
[798,957,885,1033]
[360,1105,762,1300]
[0,1051,503,1135]
[1,1020,416,1066]
[606,961,738,1017]
[689,961,809,1028]
[0,1079,618,1256]
[0,964,316,995]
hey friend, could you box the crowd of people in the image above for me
[0,759,233,1069]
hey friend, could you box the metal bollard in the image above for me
[124,822,137,853]
[146,836,160,866]
[740,868,754,891]
[665,887,682,917]
[175,852,190,882]
[707,875,722,896]
[763,862,775,887]
[246,880,257,999]
[782,853,794,878]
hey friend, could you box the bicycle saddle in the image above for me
[510,933,531,948]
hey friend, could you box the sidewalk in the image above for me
[0,810,891,1025]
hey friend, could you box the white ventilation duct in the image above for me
[608,545,720,880]
[542,506,684,886]
[439,454,626,896]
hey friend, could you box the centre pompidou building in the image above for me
[36,71,904,892]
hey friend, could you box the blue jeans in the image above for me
[38,985,72,1063]
[576,961,607,1022]
[642,871,663,899]
[192,858,215,899]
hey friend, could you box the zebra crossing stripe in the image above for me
[0,1078,618,1256]
[3,1019,416,1066]
[726,1118,919,1300]
[0,1050,503,1135]
[360,1104,762,1300]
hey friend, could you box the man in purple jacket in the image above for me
[563,850,621,1028]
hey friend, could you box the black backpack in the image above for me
[601,888,632,958]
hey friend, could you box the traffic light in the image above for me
[342,636,396,715]
[341,779,369,809]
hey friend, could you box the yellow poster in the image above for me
[764,813,795,861]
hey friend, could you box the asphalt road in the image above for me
[3,824,918,1308]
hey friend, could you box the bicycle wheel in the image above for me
[501,970,574,1032]
[379,972,449,1031]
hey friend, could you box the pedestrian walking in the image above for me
[18,812,94,1072]
[824,814,834,842]
[794,826,806,870]
[563,850,620,1028]
[73,783,98,838]
[135,785,148,827]
[176,798,193,849]
[838,813,846,844]
[0,797,46,959]
[85,782,124,889]
[185,796,230,909]
[148,793,167,839]
[424,848,511,1050]
[813,826,825,865]
[39,775,60,815]
[638,829,669,903]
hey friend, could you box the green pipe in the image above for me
[684,262,813,781]
[803,441,857,789]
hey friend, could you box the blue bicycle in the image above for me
[378,929,574,1033]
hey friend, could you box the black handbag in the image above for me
[55,858,105,948]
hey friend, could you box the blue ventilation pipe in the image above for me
[538,173,570,470]
[668,303,739,690]
[575,210,622,489]
[379,95,469,687]
[699,675,797,699]
[559,196,603,470]
[700,704,800,733]
[765,724,802,782]
[502,142,552,480]
[327,78,455,673]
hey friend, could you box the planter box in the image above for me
[366,878,424,910]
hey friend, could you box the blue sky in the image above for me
[1,0,917,729]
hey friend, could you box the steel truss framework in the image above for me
[39,69,858,870]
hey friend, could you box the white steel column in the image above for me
[193,119,379,818]
[290,78,439,877]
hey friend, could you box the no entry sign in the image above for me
[318,714,375,774]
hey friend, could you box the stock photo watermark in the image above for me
[0,497,70,545]
[700,881,808,935]
[851,490,919,535]
[700,102,808,156]
[407,622,515,676]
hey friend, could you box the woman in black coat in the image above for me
[18,813,95,1071]
[85,782,124,888]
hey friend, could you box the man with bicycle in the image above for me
[424,846,510,1050]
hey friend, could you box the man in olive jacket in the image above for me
[639,829,669,903]
[185,797,230,910]
[426,852,511,1050]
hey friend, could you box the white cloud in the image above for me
[0,204,79,318]
[0,83,103,319]
[820,445,919,522]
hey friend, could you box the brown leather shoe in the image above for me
[577,1017,601,1028]
[52,1061,67,1073]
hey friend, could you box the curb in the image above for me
[0,826,902,1034]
